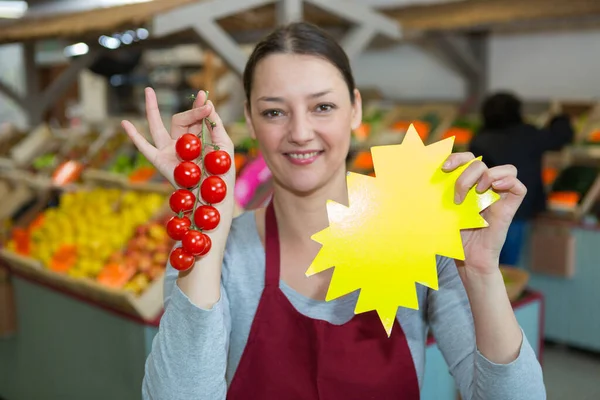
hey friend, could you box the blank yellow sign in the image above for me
[307,124,500,336]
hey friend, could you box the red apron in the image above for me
[227,202,420,399]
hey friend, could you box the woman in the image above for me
[122,22,545,400]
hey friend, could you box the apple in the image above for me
[148,265,164,280]
[138,255,153,273]
[153,252,168,265]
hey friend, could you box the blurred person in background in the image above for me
[469,92,574,266]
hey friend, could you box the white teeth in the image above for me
[288,152,319,160]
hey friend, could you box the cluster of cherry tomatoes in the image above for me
[166,130,232,271]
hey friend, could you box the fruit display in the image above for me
[87,131,131,169]
[97,219,173,294]
[166,92,233,272]
[107,148,158,183]
[4,188,168,285]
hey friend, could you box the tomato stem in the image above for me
[190,90,212,229]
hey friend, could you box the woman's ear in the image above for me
[244,101,257,140]
[351,88,363,131]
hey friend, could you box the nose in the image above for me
[288,111,315,145]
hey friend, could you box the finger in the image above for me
[492,176,527,197]
[442,152,475,171]
[475,164,518,193]
[121,120,158,162]
[171,90,208,139]
[171,103,214,139]
[144,88,170,148]
[454,159,487,204]
[205,100,234,151]
[193,90,208,108]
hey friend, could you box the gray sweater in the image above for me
[143,211,546,399]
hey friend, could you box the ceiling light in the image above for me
[0,1,27,19]
[99,35,121,49]
[121,32,134,45]
[136,28,149,40]
[64,42,89,57]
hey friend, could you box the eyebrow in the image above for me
[257,90,333,103]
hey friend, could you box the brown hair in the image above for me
[243,22,356,109]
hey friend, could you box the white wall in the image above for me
[489,30,600,102]
[0,44,27,129]
[352,43,466,101]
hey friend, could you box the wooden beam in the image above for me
[0,80,25,110]
[306,0,401,39]
[153,0,274,38]
[192,19,248,76]
[23,42,39,106]
[341,25,377,60]
[431,33,483,79]
[388,0,600,32]
[32,48,103,124]
[277,0,303,24]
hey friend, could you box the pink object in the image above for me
[234,154,272,208]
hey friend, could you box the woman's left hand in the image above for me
[442,152,527,276]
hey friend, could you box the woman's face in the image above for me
[245,53,362,196]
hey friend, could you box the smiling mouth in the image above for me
[285,151,323,160]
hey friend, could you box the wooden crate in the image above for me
[0,266,17,337]
[0,183,171,322]
[0,249,163,321]
[81,168,173,195]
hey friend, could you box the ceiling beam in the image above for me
[387,0,600,32]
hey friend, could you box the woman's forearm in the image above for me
[458,266,523,364]
[177,247,225,310]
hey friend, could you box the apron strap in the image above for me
[265,200,280,287]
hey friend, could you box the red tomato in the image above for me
[169,189,196,214]
[169,247,195,271]
[166,216,191,240]
[194,205,220,231]
[182,230,208,256]
[174,161,201,188]
[204,150,232,175]
[199,234,211,256]
[200,176,227,204]
[175,133,202,161]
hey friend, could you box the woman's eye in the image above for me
[262,109,284,118]
[316,104,335,113]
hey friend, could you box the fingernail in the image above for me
[443,161,452,170]
[454,192,461,204]
[492,179,505,188]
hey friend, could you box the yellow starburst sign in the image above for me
[307,124,500,336]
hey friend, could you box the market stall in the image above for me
[0,0,599,399]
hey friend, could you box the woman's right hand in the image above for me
[121,88,236,306]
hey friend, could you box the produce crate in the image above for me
[0,175,41,243]
[0,187,172,322]
[7,124,62,169]
[500,266,529,302]
[0,123,25,169]
[0,249,164,321]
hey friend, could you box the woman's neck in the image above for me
[272,168,348,245]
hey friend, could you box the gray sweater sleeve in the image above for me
[141,247,232,400]
[428,257,546,400]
